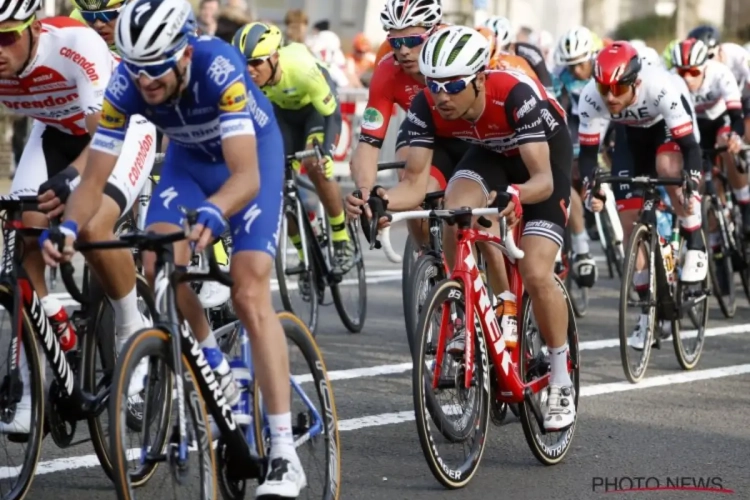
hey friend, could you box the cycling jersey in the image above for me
[94,35,283,256]
[489,53,537,78]
[718,43,750,90]
[577,65,702,182]
[554,68,589,116]
[514,42,554,91]
[3,16,154,216]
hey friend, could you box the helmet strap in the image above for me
[167,61,191,104]
[262,59,278,87]
[16,28,36,77]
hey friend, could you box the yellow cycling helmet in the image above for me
[662,39,678,69]
[72,0,124,10]
[232,22,283,60]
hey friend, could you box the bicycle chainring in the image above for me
[217,438,251,500]
[47,380,76,447]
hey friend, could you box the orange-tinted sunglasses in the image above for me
[677,67,702,78]
[595,82,631,97]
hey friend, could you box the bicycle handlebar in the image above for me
[377,161,405,171]
[378,206,524,263]
[286,139,325,165]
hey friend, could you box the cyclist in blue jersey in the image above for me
[39,0,305,496]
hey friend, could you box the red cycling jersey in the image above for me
[403,69,566,156]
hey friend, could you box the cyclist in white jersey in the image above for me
[670,39,749,235]
[578,42,705,350]
[0,0,154,433]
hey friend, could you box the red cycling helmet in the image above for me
[671,38,709,69]
[593,41,642,86]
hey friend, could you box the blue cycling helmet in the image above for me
[115,0,196,62]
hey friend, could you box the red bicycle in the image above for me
[371,199,580,489]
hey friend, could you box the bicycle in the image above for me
[67,217,340,499]
[701,145,750,317]
[0,196,160,500]
[593,181,626,279]
[372,197,580,488]
[592,173,709,383]
[276,142,366,335]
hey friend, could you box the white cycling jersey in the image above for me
[717,42,750,90]
[578,65,699,144]
[670,59,742,121]
[1,16,155,215]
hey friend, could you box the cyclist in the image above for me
[552,26,601,289]
[478,26,537,76]
[662,39,679,69]
[231,22,354,276]
[670,38,748,235]
[580,42,705,350]
[0,0,156,432]
[40,0,305,495]
[370,26,576,431]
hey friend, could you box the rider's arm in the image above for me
[383,92,435,210]
[716,65,745,137]
[576,82,608,182]
[304,62,342,156]
[350,61,396,193]
[658,87,702,177]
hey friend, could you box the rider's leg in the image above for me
[717,130,750,234]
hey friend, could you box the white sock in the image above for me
[549,343,572,386]
[267,412,295,458]
[572,231,590,255]
[110,287,144,341]
[199,335,218,350]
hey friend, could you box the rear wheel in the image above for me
[703,196,736,318]
[405,253,445,361]
[330,220,367,333]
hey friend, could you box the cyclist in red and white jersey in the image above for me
[671,38,750,234]
[0,0,154,433]
[579,42,706,349]
[370,27,577,431]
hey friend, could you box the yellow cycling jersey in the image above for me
[261,42,337,116]
[69,8,85,23]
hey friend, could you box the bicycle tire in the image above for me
[109,328,215,500]
[251,312,341,499]
[331,220,367,333]
[702,197,736,318]
[401,235,418,323]
[412,279,489,489]
[518,275,580,465]
[600,210,624,279]
[0,286,45,500]
[275,211,319,334]
[405,253,444,361]
[734,213,750,304]
[84,273,167,486]
[618,223,655,383]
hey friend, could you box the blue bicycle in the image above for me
[64,217,341,500]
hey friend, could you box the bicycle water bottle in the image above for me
[656,209,673,240]
[229,358,253,426]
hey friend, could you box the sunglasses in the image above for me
[387,33,428,50]
[677,66,702,78]
[79,6,122,24]
[0,16,34,48]
[123,45,186,80]
[247,53,273,68]
[595,81,632,97]
[426,75,476,95]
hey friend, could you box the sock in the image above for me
[199,334,218,350]
[267,412,295,458]
[572,231,590,255]
[290,234,304,259]
[110,286,144,341]
[549,343,572,386]
[329,212,349,242]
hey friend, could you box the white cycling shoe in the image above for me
[256,453,307,499]
[0,394,32,434]
[543,384,576,431]
[681,249,708,283]
[195,265,231,309]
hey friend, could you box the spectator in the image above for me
[346,33,376,85]
[284,9,308,43]
[516,25,533,43]
[306,19,329,46]
[198,0,219,35]
[226,0,247,12]
[214,6,252,43]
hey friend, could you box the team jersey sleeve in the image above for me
[358,61,396,147]
[656,79,702,176]
[514,43,554,91]
[90,65,139,156]
[204,45,257,139]
[504,82,548,145]
[401,92,437,149]
[577,82,609,181]
[716,63,743,111]
[66,27,114,116]
[296,49,337,117]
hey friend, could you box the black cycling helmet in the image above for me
[686,25,720,50]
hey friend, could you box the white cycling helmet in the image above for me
[671,38,709,68]
[419,26,489,79]
[484,16,512,47]
[0,0,41,22]
[309,30,341,65]
[637,46,661,67]
[116,0,195,63]
[380,0,441,31]
[555,26,594,66]
[629,39,647,51]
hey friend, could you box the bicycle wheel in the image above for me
[0,286,45,500]
[702,197,736,318]
[673,228,710,370]
[401,235,419,322]
[275,202,319,334]
[84,273,167,486]
[405,253,444,361]
[599,210,624,279]
[563,229,588,317]
[330,220,367,333]
[518,275,580,465]
[412,279,489,489]
[252,312,341,499]
[618,223,655,383]
[109,328,214,500]
[732,204,750,304]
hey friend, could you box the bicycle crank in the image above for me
[47,380,77,447]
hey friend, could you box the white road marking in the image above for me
[4,362,748,479]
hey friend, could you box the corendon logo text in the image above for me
[59,47,99,81]
[2,92,78,109]
[128,134,154,186]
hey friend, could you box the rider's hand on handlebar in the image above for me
[726,132,743,155]
[37,165,79,218]
[190,200,228,252]
[498,185,523,227]
[39,221,77,267]
[346,188,370,220]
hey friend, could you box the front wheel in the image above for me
[330,220,367,333]
[405,253,445,361]
[703,196,736,318]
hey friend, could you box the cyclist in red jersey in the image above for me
[346,0,468,250]
[371,27,576,431]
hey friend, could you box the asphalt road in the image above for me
[2,224,750,500]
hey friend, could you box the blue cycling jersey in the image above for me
[92,34,276,163]
[553,68,590,117]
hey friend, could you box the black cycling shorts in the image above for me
[447,128,573,248]
[274,103,330,156]
[395,120,469,189]
[742,87,750,117]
